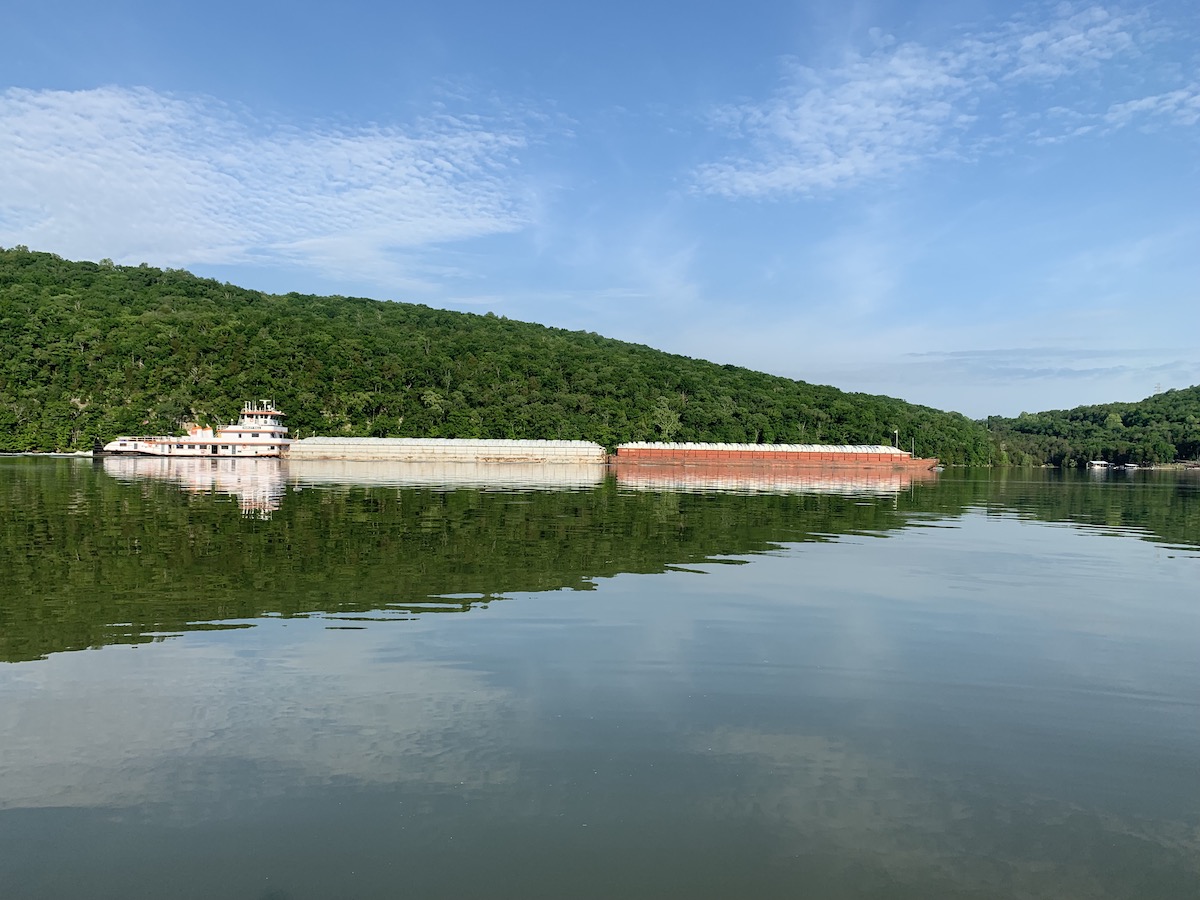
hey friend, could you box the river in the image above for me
[1,457,1197,898]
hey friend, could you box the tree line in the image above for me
[0,248,993,463]
[987,388,1200,467]
[4,247,1198,466]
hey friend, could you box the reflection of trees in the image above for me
[936,468,1200,550]
[1,461,1197,662]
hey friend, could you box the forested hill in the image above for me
[0,247,995,460]
[988,388,1200,467]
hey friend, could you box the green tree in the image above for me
[651,396,681,441]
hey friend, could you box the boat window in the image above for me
[176,444,183,449]
[252,433,259,437]
[220,445,229,450]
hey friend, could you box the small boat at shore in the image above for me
[96,401,291,458]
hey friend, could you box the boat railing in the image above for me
[242,399,282,413]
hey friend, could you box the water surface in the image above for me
[1,459,1198,898]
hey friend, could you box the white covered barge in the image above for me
[285,437,606,464]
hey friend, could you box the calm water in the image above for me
[1,458,1198,899]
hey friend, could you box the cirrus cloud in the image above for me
[694,4,1188,199]
[0,86,538,283]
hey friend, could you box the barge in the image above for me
[613,442,939,470]
[285,437,605,464]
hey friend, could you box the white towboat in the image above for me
[99,401,291,458]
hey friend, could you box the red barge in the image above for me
[613,442,938,470]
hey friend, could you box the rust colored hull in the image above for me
[614,448,938,469]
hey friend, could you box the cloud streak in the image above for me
[1105,86,1200,127]
[694,4,1188,198]
[0,86,537,282]
[1000,3,1142,80]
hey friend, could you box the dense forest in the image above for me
[0,248,992,462]
[988,388,1200,467]
[4,246,1198,466]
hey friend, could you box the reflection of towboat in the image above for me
[99,456,607,518]
[101,456,286,516]
[97,401,290,458]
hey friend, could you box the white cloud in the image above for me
[1105,86,1200,127]
[0,86,537,281]
[0,621,520,813]
[694,4,1184,199]
[1001,4,1140,81]
[696,45,973,198]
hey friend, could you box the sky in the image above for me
[2,0,1198,418]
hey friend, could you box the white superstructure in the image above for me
[101,401,291,458]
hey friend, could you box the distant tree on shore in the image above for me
[987,388,1200,466]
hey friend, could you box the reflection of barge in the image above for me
[98,401,290,458]
[613,443,939,495]
[615,460,937,495]
[284,458,605,491]
[614,442,939,470]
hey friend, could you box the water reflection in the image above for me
[614,459,938,494]
[1,460,1200,897]
[2,460,1198,664]
[0,623,513,813]
[2,514,1198,899]
[284,457,607,491]
[101,456,608,518]
[99,456,939,519]
[102,456,286,516]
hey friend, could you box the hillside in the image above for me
[2,246,989,462]
[988,389,1200,467]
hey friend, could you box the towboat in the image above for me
[97,401,291,458]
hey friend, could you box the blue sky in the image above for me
[2,1,1198,417]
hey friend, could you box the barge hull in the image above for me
[614,442,938,470]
